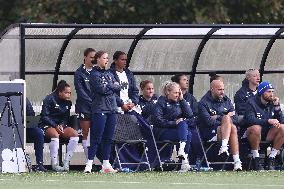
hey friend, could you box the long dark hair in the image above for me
[54,80,70,95]
[113,51,126,61]
[84,48,96,57]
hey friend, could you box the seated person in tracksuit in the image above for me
[26,98,47,172]
[234,69,260,127]
[74,48,96,160]
[152,81,193,172]
[138,80,158,119]
[109,51,139,113]
[171,74,202,163]
[84,51,121,173]
[244,81,284,170]
[198,77,242,171]
[38,80,79,172]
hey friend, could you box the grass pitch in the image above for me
[0,171,284,189]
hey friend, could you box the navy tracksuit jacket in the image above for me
[109,63,139,106]
[198,91,238,140]
[74,64,92,115]
[234,79,257,116]
[138,94,158,119]
[38,93,72,128]
[244,95,284,129]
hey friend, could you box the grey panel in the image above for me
[26,28,74,35]
[76,28,143,35]
[25,75,53,104]
[193,74,246,101]
[25,39,65,72]
[130,39,201,72]
[265,39,284,70]
[198,39,269,71]
[61,39,133,71]
[0,29,20,80]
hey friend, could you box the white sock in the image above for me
[251,150,259,158]
[103,160,111,167]
[221,139,229,147]
[86,159,93,166]
[65,137,79,162]
[269,148,279,158]
[82,139,88,160]
[50,138,59,165]
[179,141,186,151]
[233,154,241,163]
[182,154,189,164]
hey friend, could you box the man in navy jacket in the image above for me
[234,69,260,126]
[244,81,284,170]
[199,79,242,171]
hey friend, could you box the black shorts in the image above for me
[78,112,91,121]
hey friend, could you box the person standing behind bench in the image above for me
[84,51,121,173]
[74,48,96,160]
[109,51,139,113]
[244,81,284,170]
[26,98,47,172]
[38,80,79,172]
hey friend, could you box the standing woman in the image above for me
[84,51,121,173]
[152,81,193,172]
[38,80,79,172]
[74,48,96,160]
[109,51,139,113]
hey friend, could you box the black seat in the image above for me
[113,114,151,171]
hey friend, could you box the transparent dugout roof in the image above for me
[1,23,284,104]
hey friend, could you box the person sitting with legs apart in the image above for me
[198,75,242,171]
[38,80,79,172]
[244,81,284,170]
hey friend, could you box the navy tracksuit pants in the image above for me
[26,128,44,165]
[88,113,117,160]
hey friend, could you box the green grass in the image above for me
[0,171,284,189]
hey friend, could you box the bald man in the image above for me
[198,79,242,171]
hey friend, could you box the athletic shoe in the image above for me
[100,165,117,173]
[252,157,264,171]
[179,163,191,172]
[63,160,70,171]
[233,161,242,171]
[34,164,47,172]
[84,163,92,173]
[51,164,64,172]
[267,157,276,170]
[218,146,229,156]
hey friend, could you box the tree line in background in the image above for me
[1,0,284,32]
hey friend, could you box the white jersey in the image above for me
[116,70,130,103]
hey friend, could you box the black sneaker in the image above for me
[252,157,264,171]
[34,164,48,172]
[267,157,275,170]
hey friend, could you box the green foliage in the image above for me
[1,0,284,32]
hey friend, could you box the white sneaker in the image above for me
[52,164,64,172]
[63,160,70,171]
[84,163,92,173]
[218,146,229,156]
[100,164,117,173]
[233,161,242,171]
[180,163,191,172]
[177,149,186,159]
